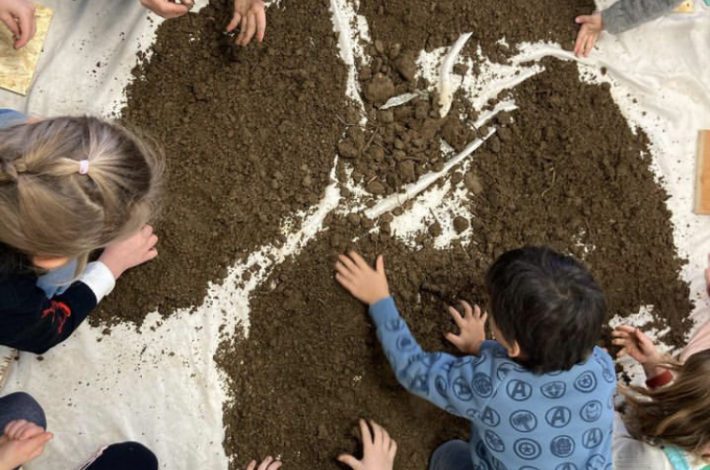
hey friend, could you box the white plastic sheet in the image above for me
[0,1,707,469]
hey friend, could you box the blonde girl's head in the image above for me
[623,349,710,459]
[0,116,164,274]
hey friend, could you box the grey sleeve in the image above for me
[602,0,684,34]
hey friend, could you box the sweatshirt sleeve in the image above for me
[602,0,684,34]
[0,278,98,354]
[369,297,500,419]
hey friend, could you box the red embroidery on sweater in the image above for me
[41,301,71,335]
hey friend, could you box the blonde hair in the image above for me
[622,349,710,458]
[0,116,163,274]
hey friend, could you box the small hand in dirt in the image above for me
[338,420,397,470]
[139,0,194,19]
[99,225,159,280]
[574,12,603,58]
[445,301,488,355]
[0,0,36,49]
[0,420,52,470]
[246,456,282,470]
[335,252,390,306]
[226,0,266,46]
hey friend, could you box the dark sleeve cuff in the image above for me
[645,369,673,390]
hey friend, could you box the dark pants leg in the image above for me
[429,439,474,470]
[0,392,46,431]
[83,442,158,470]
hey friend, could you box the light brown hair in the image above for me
[623,349,710,458]
[0,116,163,274]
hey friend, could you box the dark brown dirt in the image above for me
[219,61,692,470]
[111,0,692,468]
[358,0,595,55]
[96,0,347,323]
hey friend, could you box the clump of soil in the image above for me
[337,39,478,195]
[97,0,347,323]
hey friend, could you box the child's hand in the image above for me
[445,301,488,355]
[246,456,281,470]
[139,0,193,19]
[226,0,266,46]
[0,0,36,49]
[335,252,390,306]
[0,420,52,470]
[612,325,662,364]
[338,419,397,470]
[574,12,603,57]
[99,225,159,280]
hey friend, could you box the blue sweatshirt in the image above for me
[370,297,616,470]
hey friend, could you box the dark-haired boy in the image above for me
[335,246,616,470]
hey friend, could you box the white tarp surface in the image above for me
[0,1,708,469]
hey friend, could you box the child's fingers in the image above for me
[613,325,636,335]
[257,457,273,470]
[243,13,257,45]
[348,251,370,270]
[18,423,43,440]
[337,254,358,273]
[611,338,628,347]
[358,419,373,448]
[226,11,241,32]
[447,306,464,326]
[617,347,627,358]
[236,15,248,44]
[445,332,463,350]
[0,14,20,39]
[337,454,361,469]
[459,300,473,317]
[255,7,266,42]
[480,311,488,323]
[389,438,398,458]
[370,420,384,447]
[5,420,27,439]
[375,255,385,274]
[246,460,257,470]
[335,273,355,293]
[335,259,356,278]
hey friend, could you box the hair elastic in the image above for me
[78,160,90,175]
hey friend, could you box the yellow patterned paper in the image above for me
[674,0,695,13]
[0,5,53,95]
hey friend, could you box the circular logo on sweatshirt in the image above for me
[514,438,542,460]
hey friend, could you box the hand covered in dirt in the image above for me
[0,420,52,470]
[335,252,390,306]
[99,225,159,280]
[226,0,266,46]
[0,0,36,49]
[338,420,397,470]
[445,301,488,355]
[140,0,194,19]
[246,456,282,470]
[574,11,603,57]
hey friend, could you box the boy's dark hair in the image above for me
[485,246,606,374]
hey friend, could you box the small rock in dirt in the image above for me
[489,135,501,153]
[366,180,386,195]
[365,74,396,103]
[428,222,442,237]
[347,213,361,226]
[395,52,417,82]
[464,172,483,195]
[378,109,394,123]
[388,43,401,59]
[453,216,470,234]
[381,212,394,223]
[338,140,359,159]
[399,160,416,181]
[453,63,468,76]
[498,127,513,142]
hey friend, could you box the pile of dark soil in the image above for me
[96,0,347,323]
[220,60,692,469]
[113,0,692,468]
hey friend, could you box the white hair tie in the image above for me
[78,159,90,175]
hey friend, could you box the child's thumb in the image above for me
[337,454,360,469]
[575,15,589,24]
